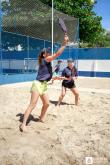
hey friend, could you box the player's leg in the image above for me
[39,93,50,122]
[70,87,79,105]
[19,92,39,132]
[57,86,67,106]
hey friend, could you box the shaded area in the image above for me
[16,113,40,125]
[50,100,74,106]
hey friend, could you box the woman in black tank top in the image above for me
[57,59,80,106]
[19,35,69,132]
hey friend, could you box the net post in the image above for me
[52,0,54,55]
[44,40,45,48]
[51,0,54,66]
[77,18,80,75]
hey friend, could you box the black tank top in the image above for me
[36,59,52,81]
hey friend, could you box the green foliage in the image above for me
[98,31,110,47]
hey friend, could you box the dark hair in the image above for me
[58,60,62,64]
[38,48,48,65]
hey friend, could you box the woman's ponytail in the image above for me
[38,48,46,65]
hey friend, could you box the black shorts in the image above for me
[62,80,76,89]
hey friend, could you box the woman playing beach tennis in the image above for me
[57,58,80,106]
[19,35,69,132]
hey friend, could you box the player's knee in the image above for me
[75,92,79,97]
[44,102,50,108]
[61,93,65,98]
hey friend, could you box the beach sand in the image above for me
[0,78,110,165]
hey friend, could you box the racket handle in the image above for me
[64,34,69,43]
[64,32,67,35]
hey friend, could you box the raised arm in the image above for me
[45,35,69,62]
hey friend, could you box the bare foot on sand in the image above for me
[19,124,26,132]
[38,117,44,123]
[38,119,44,123]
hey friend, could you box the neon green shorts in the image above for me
[30,80,47,95]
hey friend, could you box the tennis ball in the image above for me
[90,0,95,4]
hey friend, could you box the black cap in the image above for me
[67,58,74,63]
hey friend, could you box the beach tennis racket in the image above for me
[58,18,67,35]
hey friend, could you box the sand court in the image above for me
[0,78,110,165]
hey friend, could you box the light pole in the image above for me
[51,0,54,67]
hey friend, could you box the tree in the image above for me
[41,0,103,47]
[97,30,110,47]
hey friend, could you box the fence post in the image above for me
[0,0,2,74]
[77,18,80,76]
[44,40,45,48]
